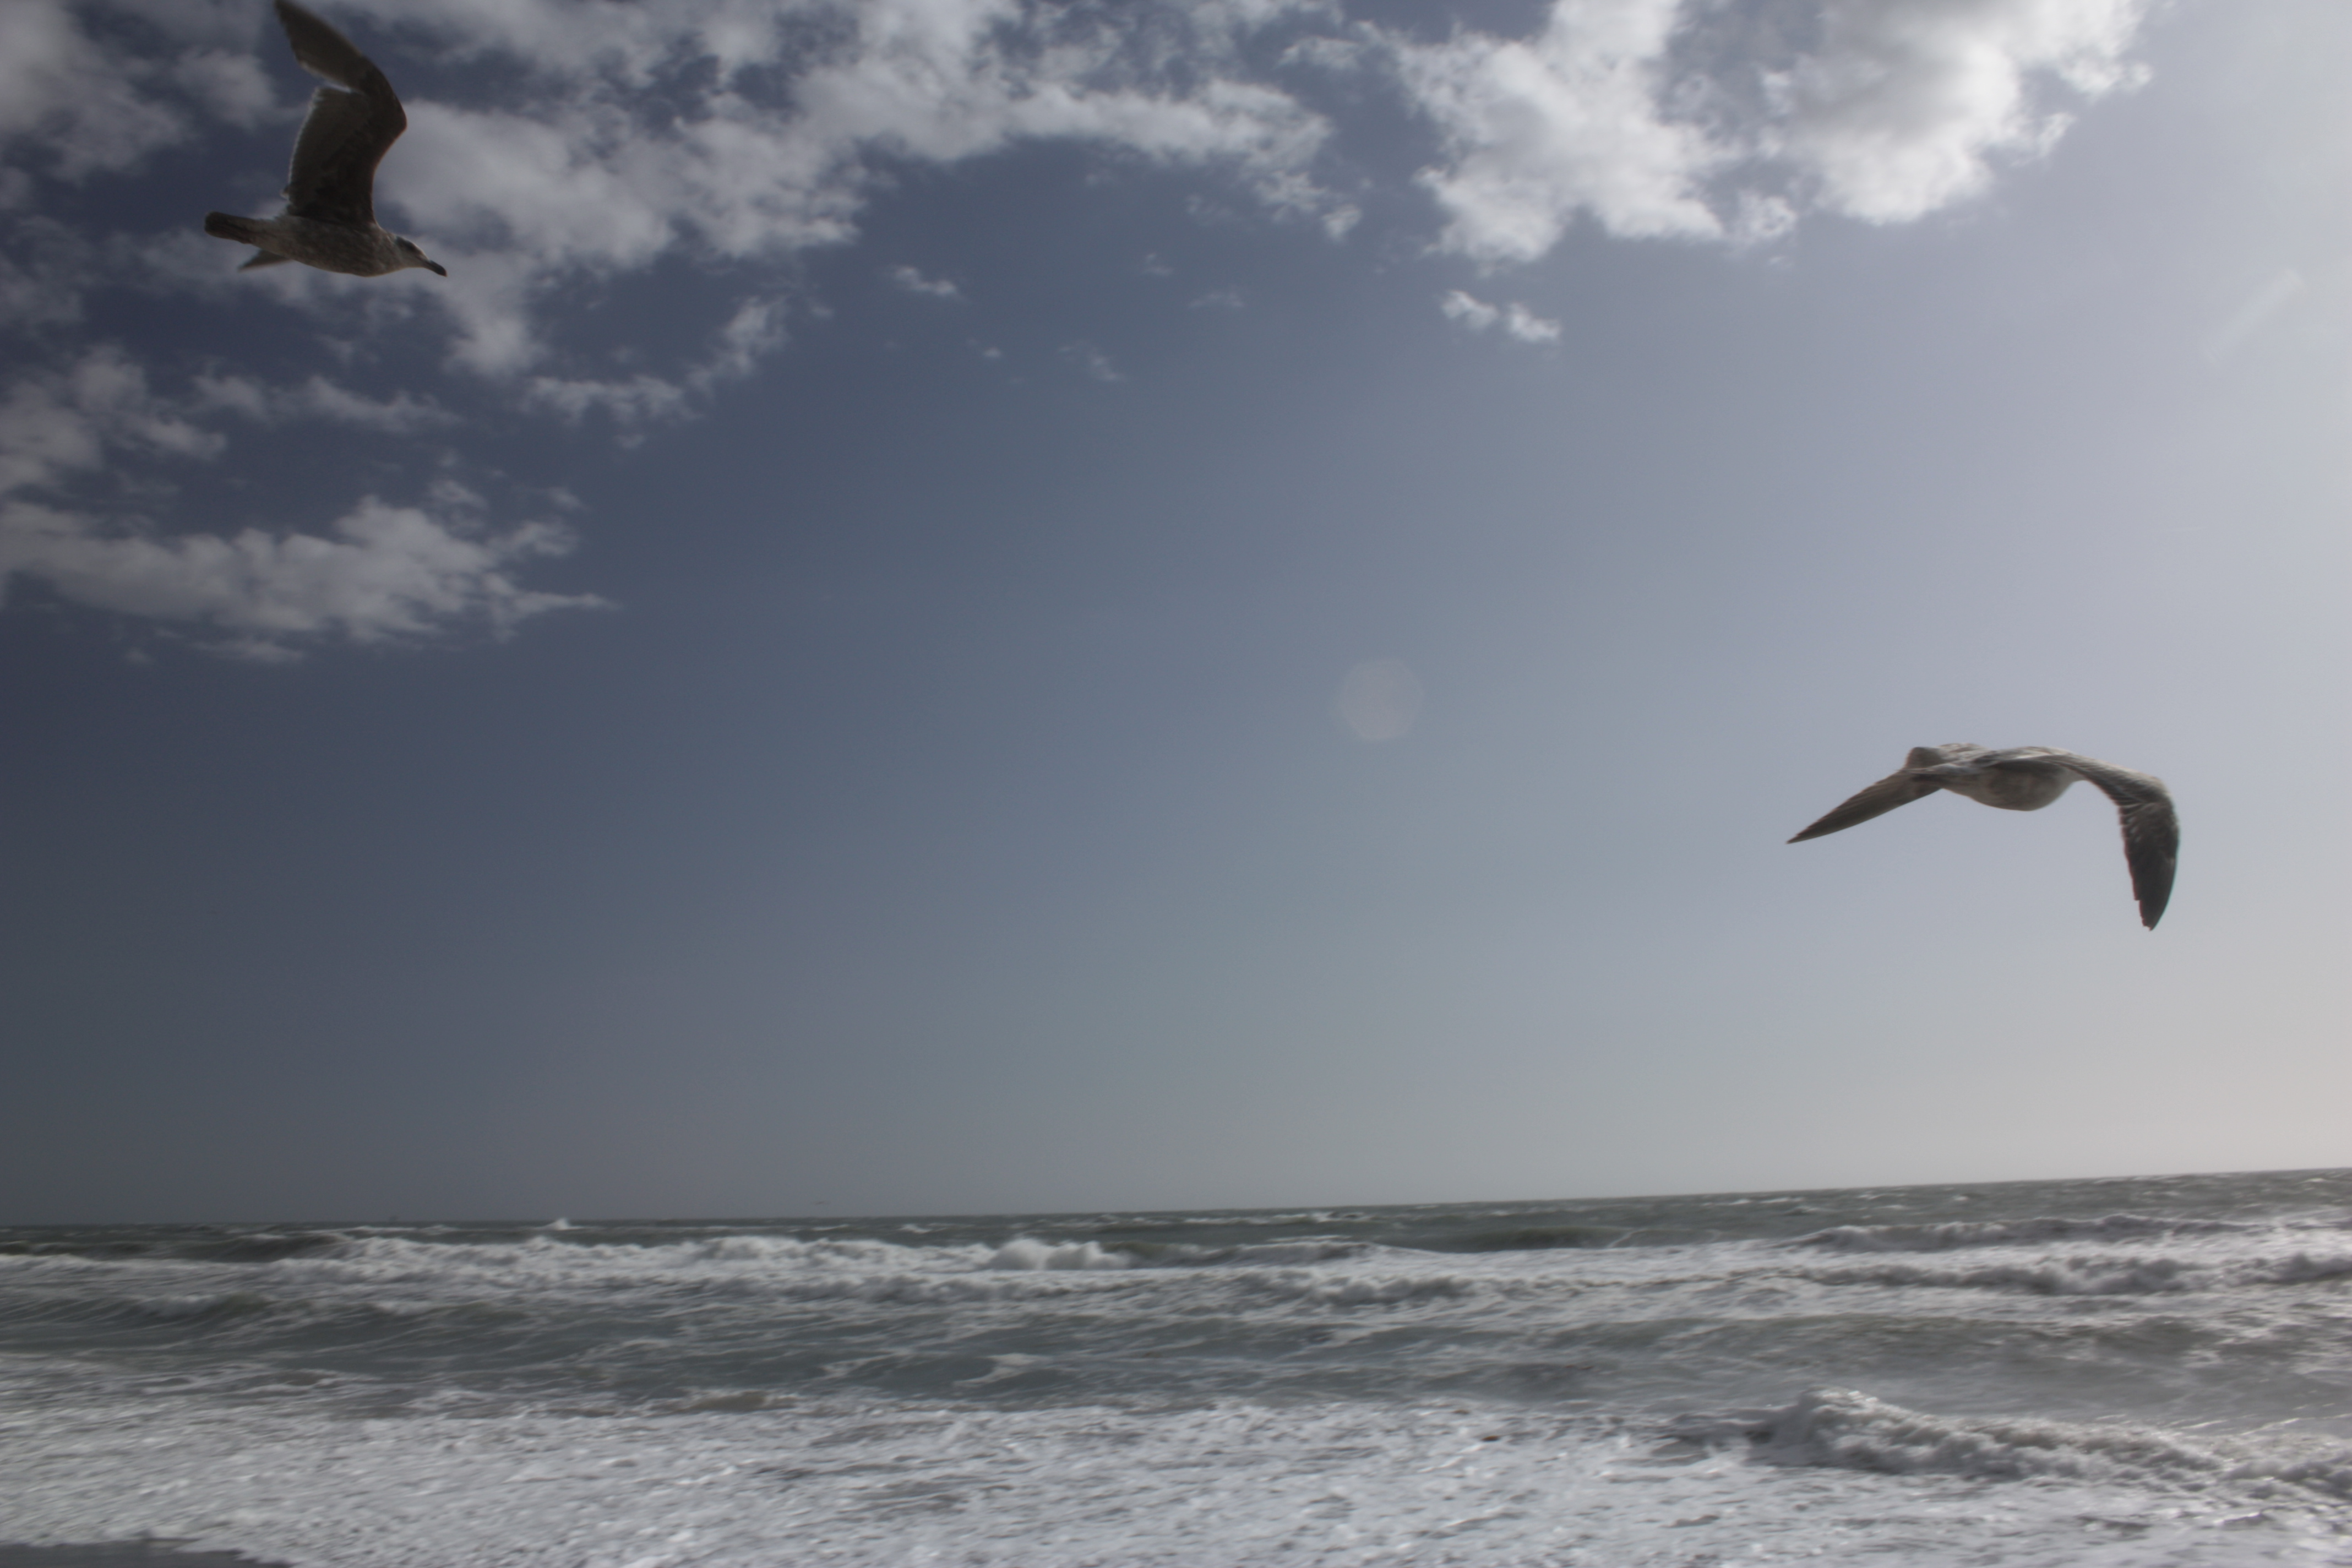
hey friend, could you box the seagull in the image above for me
[1788,744,2180,929]
[204,0,445,278]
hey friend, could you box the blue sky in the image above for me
[3,0,2346,1223]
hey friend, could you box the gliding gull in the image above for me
[204,0,445,279]
[1788,744,2180,929]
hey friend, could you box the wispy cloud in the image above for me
[2,495,595,660]
[1439,289,1560,345]
[0,347,601,656]
[890,265,962,300]
[1061,341,1125,383]
[520,296,787,431]
[193,373,455,434]
[0,348,222,494]
[361,0,1346,378]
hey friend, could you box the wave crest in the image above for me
[1672,1387,2352,1500]
[984,1239,1133,1272]
[1790,1214,2246,1254]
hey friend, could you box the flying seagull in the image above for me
[204,0,445,278]
[1788,744,2179,929]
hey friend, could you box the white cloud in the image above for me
[0,228,87,328]
[1439,288,1561,344]
[1440,290,1501,332]
[168,47,277,129]
[1391,0,2150,261]
[7,0,2157,386]
[0,347,600,654]
[521,295,787,428]
[1500,305,1559,345]
[0,0,1348,384]
[0,0,2159,658]
[0,1,272,188]
[1400,0,1723,263]
[193,373,455,434]
[0,4,191,184]
[1774,0,2152,224]
[0,347,221,497]
[522,371,692,427]
[0,496,596,654]
[702,295,787,383]
[1060,340,1124,382]
[890,265,962,299]
[355,0,1345,377]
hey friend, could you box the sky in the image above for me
[2,0,2346,1224]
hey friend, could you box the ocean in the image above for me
[3,1168,2350,1566]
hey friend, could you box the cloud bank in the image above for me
[0,0,2153,651]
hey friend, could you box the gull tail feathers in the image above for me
[205,213,291,270]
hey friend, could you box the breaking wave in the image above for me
[1673,1387,2352,1501]
[1790,1213,2251,1253]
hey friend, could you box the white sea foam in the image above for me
[1799,1248,2352,1298]
[984,1238,1131,1271]
[1801,1255,2202,1296]
[1676,1387,2352,1501]
[9,1174,2352,1565]
[6,1369,2348,1568]
[1792,1213,2253,1253]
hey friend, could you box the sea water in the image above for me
[3,1168,2350,1565]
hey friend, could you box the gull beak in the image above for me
[424,259,448,277]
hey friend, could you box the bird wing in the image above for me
[2039,752,2180,929]
[273,1,406,227]
[1787,770,1941,843]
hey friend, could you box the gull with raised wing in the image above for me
[205,0,446,278]
[1788,744,2179,929]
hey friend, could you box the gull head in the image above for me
[394,235,447,277]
